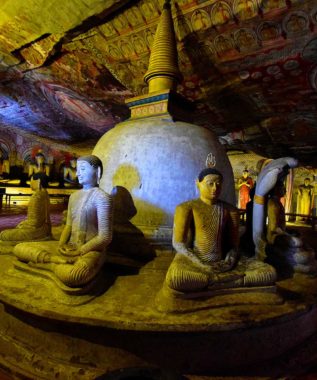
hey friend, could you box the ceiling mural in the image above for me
[0,0,317,164]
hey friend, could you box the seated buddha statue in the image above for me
[63,158,79,187]
[28,152,50,178]
[0,173,51,254]
[13,155,113,288]
[266,179,317,274]
[164,168,276,294]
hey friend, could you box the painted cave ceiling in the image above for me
[0,0,317,165]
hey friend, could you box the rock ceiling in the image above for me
[0,0,317,165]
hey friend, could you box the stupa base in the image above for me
[0,253,317,378]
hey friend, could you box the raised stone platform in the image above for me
[0,252,317,378]
[0,186,75,206]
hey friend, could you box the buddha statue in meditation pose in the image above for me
[165,168,276,293]
[63,158,79,187]
[14,155,113,288]
[28,152,50,178]
[0,173,51,254]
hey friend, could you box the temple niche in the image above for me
[0,0,317,379]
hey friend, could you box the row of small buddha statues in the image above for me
[0,150,79,188]
[0,155,315,307]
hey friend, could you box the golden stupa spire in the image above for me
[144,0,181,93]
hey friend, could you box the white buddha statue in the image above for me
[14,155,113,288]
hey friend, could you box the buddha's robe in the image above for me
[166,198,276,292]
[14,187,112,287]
[0,189,51,242]
[64,166,78,187]
[238,176,253,209]
[28,163,50,177]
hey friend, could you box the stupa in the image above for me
[93,0,235,245]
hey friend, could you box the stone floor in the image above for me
[0,206,316,379]
[0,204,66,230]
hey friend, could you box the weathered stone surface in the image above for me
[94,117,235,242]
[0,252,317,377]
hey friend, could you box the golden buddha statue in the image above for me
[0,173,51,254]
[14,155,113,288]
[28,152,50,178]
[164,168,276,294]
[63,157,79,187]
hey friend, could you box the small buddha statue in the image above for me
[0,173,51,254]
[164,168,276,294]
[63,158,79,187]
[0,150,10,179]
[14,155,113,288]
[238,169,254,209]
[252,157,298,260]
[28,151,50,178]
[296,178,314,222]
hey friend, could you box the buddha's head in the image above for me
[242,169,249,179]
[77,155,103,189]
[70,158,77,169]
[35,152,45,166]
[196,168,223,203]
[304,177,311,186]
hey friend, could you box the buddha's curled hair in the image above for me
[78,155,103,177]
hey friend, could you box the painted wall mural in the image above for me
[0,0,316,165]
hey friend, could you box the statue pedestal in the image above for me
[0,253,317,378]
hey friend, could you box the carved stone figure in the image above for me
[238,169,254,209]
[28,152,50,178]
[0,173,51,254]
[296,178,314,221]
[0,150,10,178]
[63,158,79,187]
[266,179,317,274]
[164,168,276,294]
[14,155,113,288]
